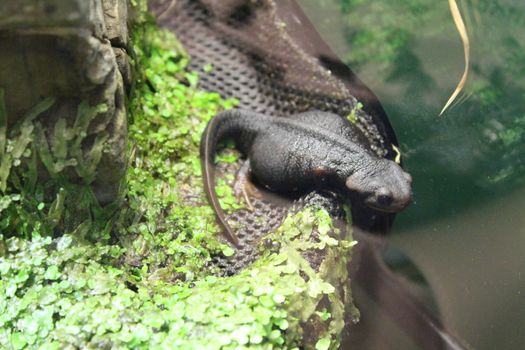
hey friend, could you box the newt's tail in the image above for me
[200,109,262,246]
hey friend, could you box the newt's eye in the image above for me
[376,194,393,207]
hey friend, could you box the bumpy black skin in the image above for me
[201,109,413,245]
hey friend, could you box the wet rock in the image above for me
[113,47,133,88]
[102,0,129,46]
[0,0,131,204]
[0,1,106,38]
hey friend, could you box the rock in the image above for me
[113,47,132,88]
[0,0,106,38]
[102,0,129,46]
[0,0,131,204]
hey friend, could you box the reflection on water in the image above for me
[298,0,525,349]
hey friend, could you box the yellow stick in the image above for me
[440,0,470,116]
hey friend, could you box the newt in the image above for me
[200,109,413,246]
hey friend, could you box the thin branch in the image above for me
[158,0,177,21]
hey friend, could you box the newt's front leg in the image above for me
[233,159,261,211]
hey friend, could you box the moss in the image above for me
[339,0,437,71]
[0,4,356,349]
[346,101,363,124]
[123,14,240,279]
[0,208,355,349]
[0,89,116,241]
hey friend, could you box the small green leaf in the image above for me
[276,318,289,330]
[21,96,55,124]
[273,294,286,304]
[222,246,235,257]
[268,329,281,341]
[259,294,274,308]
[44,265,61,280]
[15,269,29,283]
[47,188,66,229]
[315,337,331,350]
[250,334,263,344]
[52,118,69,159]
[10,332,28,350]
[203,63,213,73]
[12,122,33,159]
[0,261,10,275]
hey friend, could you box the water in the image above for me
[297,0,525,348]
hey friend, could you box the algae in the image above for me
[0,4,356,349]
[346,101,363,124]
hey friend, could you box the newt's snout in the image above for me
[346,160,413,213]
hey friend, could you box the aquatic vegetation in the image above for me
[346,101,363,124]
[334,0,525,225]
[0,205,355,349]
[0,92,117,241]
[0,4,356,348]
[339,0,423,69]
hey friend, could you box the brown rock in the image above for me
[102,0,129,46]
[0,0,132,204]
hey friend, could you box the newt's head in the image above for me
[346,159,413,213]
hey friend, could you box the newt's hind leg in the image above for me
[234,159,261,211]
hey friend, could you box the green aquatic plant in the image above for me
[0,89,117,241]
[346,101,363,124]
[0,205,354,349]
[336,0,525,224]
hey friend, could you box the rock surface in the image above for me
[0,0,131,204]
